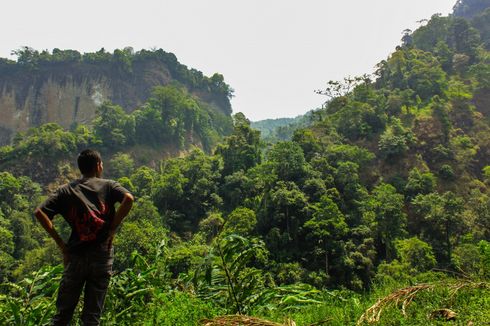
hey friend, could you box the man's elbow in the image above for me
[34,208,49,224]
[124,192,134,203]
[34,207,43,220]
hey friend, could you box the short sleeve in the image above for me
[110,181,130,203]
[39,188,65,220]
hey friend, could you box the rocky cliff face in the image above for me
[0,57,232,145]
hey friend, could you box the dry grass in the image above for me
[201,315,296,326]
[357,280,490,325]
[356,284,434,325]
[448,280,490,297]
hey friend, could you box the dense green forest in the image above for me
[1,0,490,324]
[251,111,317,143]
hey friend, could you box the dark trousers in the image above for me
[52,249,113,326]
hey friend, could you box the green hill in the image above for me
[0,47,233,145]
[1,0,489,325]
[251,110,317,142]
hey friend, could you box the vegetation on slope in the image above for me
[251,111,320,143]
[1,0,490,324]
[0,47,233,112]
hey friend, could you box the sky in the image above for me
[1,0,456,121]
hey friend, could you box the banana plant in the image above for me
[0,265,62,325]
[193,233,327,315]
[193,233,270,314]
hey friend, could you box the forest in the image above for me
[1,0,490,325]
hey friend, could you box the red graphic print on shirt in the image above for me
[70,201,108,241]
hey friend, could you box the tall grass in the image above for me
[1,264,489,325]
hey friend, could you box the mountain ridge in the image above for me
[0,47,233,145]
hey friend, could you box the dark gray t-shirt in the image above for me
[40,177,129,254]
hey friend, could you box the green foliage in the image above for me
[223,207,257,236]
[195,234,270,314]
[3,5,490,325]
[114,220,167,271]
[330,101,386,140]
[303,196,347,283]
[396,237,437,274]
[376,48,447,101]
[132,85,231,151]
[0,265,62,325]
[93,102,133,149]
[145,291,222,325]
[404,168,436,200]
[108,152,135,179]
[371,184,407,261]
[251,110,317,143]
[454,0,490,19]
[412,192,467,266]
[215,113,262,176]
[1,124,81,183]
[378,118,415,159]
[0,226,14,281]
[453,240,490,277]
[471,7,490,49]
[267,142,306,182]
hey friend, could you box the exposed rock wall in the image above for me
[0,59,230,145]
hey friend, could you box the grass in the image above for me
[1,265,489,325]
[251,279,490,326]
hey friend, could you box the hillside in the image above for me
[251,110,317,142]
[1,0,490,325]
[0,47,233,145]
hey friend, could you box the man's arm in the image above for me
[34,208,69,264]
[107,192,134,243]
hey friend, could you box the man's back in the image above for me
[41,177,128,254]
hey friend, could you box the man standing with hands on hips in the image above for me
[34,149,134,325]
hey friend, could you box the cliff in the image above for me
[0,48,233,145]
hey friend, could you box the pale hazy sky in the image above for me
[1,0,456,121]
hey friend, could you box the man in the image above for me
[34,149,134,325]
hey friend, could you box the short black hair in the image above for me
[77,149,102,175]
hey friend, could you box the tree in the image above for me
[376,237,436,282]
[12,47,40,68]
[411,192,467,266]
[378,118,415,160]
[453,0,490,18]
[303,196,347,280]
[404,168,436,201]
[130,166,157,197]
[292,129,322,161]
[113,220,167,270]
[448,18,481,62]
[108,153,135,179]
[0,172,21,212]
[223,207,257,236]
[0,225,14,280]
[375,48,447,101]
[263,181,309,261]
[267,142,306,182]
[152,161,187,216]
[411,14,451,53]
[93,102,133,149]
[372,184,407,261]
[466,189,490,240]
[396,237,436,273]
[471,7,490,49]
[215,113,261,176]
[331,101,386,140]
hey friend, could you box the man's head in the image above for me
[77,149,103,177]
